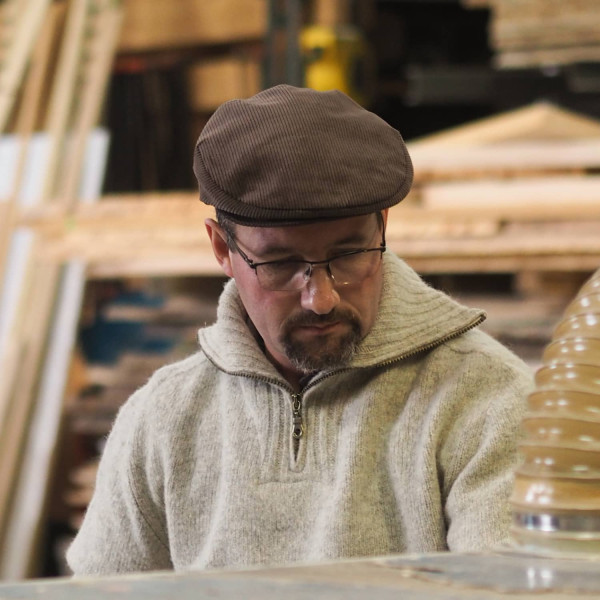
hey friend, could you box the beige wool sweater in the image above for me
[67,254,533,575]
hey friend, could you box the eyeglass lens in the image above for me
[257,250,383,291]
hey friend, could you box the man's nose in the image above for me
[300,266,340,314]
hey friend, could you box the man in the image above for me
[67,85,533,575]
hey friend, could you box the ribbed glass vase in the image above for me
[511,268,600,554]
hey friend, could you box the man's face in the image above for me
[209,213,386,383]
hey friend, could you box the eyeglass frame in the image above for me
[224,219,387,291]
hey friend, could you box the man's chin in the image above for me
[283,330,360,373]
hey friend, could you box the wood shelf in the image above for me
[15,192,600,278]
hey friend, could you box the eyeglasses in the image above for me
[228,231,386,292]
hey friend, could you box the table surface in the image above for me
[1,551,600,600]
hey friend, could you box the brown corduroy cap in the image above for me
[193,84,413,226]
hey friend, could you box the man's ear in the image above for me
[205,218,234,277]
[381,208,389,228]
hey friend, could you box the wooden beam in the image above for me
[408,140,600,180]
[117,0,267,52]
[408,103,600,147]
[496,45,600,68]
[13,194,600,278]
[418,175,600,212]
[0,2,63,288]
[0,0,51,132]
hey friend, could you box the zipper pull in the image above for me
[291,394,304,439]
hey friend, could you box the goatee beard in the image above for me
[281,310,363,373]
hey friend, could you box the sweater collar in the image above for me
[198,253,485,378]
[352,253,485,367]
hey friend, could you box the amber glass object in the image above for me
[511,269,600,554]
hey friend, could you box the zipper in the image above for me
[298,312,487,393]
[232,312,485,464]
[291,393,304,440]
[217,370,307,461]
[291,393,304,461]
[374,312,487,370]
[287,312,486,457]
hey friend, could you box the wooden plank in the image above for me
[117,0,267,52]
[496,45,600,68]
[39,0,92,202]
[0,133,109,581]
[0,260,63,548]
[70,219,600,278]
[408,102,600,147]
[0,0,93,477]
[492,16,600,50]
[0,1,63,289]
[489,0,600,20]
[0,0,51,132]
[10,193,600,277]
[0,4,63,466]
[403,253,600,275]
[18,189,600,229]
[408,140,600,180]
[0,0,120,576]
[0,552,598,599]
[0,0,94,408]
[57,0,123,211]
[419,174,600,212]
[187,55,262,113]
[391,221,600,274]
[0,262,86,579]
[485,0,600,67]
[0,0,121,577]
[313,0,351,26]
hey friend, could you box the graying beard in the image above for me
[283,328,361,373]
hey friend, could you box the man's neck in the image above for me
[246,314,305,391]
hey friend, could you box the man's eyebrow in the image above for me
[333,231,373,246]
[249,242,299,258]
[254,233,374,259]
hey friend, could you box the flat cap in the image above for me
[193,84,413,226]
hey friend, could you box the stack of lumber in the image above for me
[0,0,122,580]
[462,0,600,68]
[19,103,600,282]
[402,101,600,275]
[404,101,600,359]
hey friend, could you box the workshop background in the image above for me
[1,0,599,581]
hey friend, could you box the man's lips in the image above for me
[294,321,343,334]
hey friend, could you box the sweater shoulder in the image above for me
[147,350,211,389]
[117,350,216,430]
[409,327,534,425]
[444,327,533,381]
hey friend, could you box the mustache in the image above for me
[283,308,359,330]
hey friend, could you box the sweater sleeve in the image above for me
[440,348,533,552]
[66,385,173,575]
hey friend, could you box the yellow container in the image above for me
[300,24,370,106]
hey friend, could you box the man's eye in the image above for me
[262,261,300,275]
[332,249,361,258]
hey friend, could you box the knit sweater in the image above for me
[67,254,533,575]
